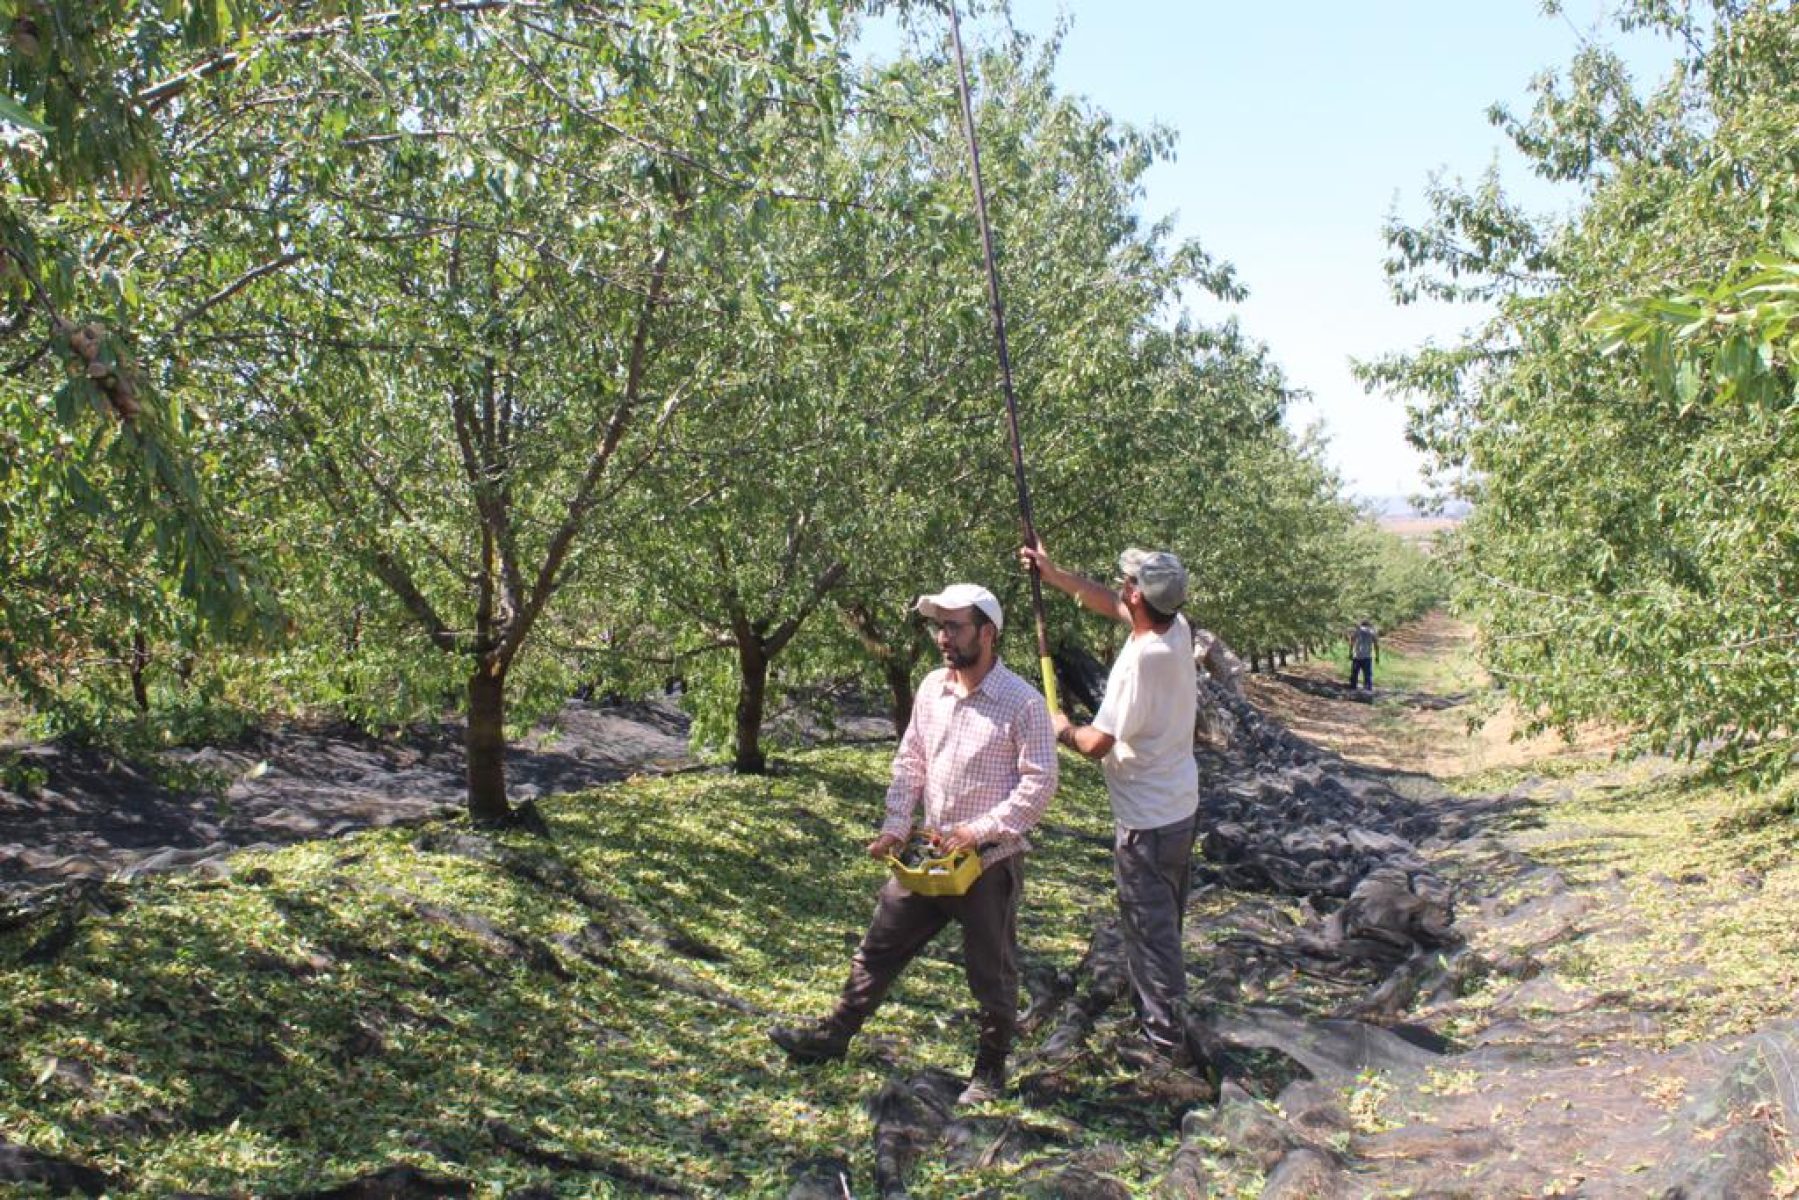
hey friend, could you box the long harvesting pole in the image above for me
[944,0,1060,714]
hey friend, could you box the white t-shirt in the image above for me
[1091,614,1199,830]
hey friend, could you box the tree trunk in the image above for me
[467,663,512,823]
[840,601,915,738]
[884,656,914,738]
[733,635,769,775]
[129,629,151,714]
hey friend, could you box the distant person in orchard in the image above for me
[1349,619,1380,692]
[769,583,1058,1107]
[1019,542,1204,1073]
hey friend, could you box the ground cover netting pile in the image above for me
[0,701,697,894]
[4,663,1799,1196]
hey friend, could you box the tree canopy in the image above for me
[1367,0,1798,768]
[3,0,1417,805]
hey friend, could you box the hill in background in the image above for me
[1357,493,1471,520]
[1359,493,1467,547]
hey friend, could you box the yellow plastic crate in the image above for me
[886,847,982,897]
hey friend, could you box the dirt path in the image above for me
[1243,609,1622,778]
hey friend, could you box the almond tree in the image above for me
[604,29,1240,764]
[1366,1,1799,764]
[1,1,275,718]
[2,2,852,818]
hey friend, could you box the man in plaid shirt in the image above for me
[769,582,1058,1106]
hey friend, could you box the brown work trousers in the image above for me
[829,853,1023,1036]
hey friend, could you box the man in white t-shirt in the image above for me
[1020,541,1201,1067]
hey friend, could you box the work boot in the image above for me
[1180,1019,1227,1091]
[768,1018,852,1063]
[956,1048,1007,1107]
[1117,1030,1186,1071]
[1119,1033,1217,1105]
[1137,1055,1217,1106]
[956,1014,1013,1106]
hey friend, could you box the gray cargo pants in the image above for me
[1114,812,1198,1053]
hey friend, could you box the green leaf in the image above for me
[64,467,108,517]
[1675,360,1702,406]
[0,94,51,134]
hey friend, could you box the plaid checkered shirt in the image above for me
[880,660,1059,867]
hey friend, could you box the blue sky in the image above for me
[868,2,1679,500]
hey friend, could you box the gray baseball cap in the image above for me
[1117,547,1188,612]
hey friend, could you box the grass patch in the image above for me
[1447,751,1621,797]
[1,745,1245,1197]
[1325,638,1481,697]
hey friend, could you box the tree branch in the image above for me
[281,406,461,654]
[172,252,303,333]
[764,560,847,659]
[136,2,550,113]
[500,215,681,664]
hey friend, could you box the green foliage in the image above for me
[0,0,251,191]
[1177,427,1358,659]
[1369,1,1799,765]
[3,0,1406,802]
[0,750,48,796]
[0,0,277,646]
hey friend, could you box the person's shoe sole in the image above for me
[956,1079,1002,1106]
[1138,1062,1217,1104]
[768,1027,848,1063]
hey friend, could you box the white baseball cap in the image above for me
[914,583,1003,632]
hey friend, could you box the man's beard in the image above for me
[942,640,981,669]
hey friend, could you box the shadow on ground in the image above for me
[0,700,706,890]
